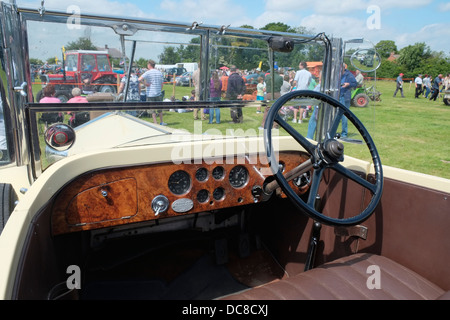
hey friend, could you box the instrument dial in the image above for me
[197,189,209,203]
[229,165,249,188]
[168,170,191,195]
[213,187,225,201]
[212,166,225,180]
[195,167,208,182]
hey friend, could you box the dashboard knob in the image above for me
[151,195,169,216]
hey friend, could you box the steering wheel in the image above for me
[263,90,383,226]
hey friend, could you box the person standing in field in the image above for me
[429,74,443,101]
[139,59,167,126]
[393,73,405,98]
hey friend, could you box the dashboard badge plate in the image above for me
[171,198,194,213]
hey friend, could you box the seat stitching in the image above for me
[366,255,442,299]
[300,272,347,299]
[345,259,398,299]
[281,276,315,299]
[257,285,289,300]
[315,266,374,299]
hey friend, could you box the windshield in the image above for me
[1,8,375,176]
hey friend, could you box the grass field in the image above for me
[344,80,450,179]
[161,81,450,179]
[33,80,450,179]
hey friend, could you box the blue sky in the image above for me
[16,0,450,54]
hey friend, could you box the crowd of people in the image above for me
[38,58,368,140]
[395,72,450,101]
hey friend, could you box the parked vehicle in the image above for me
[443,89,450,105]
[176,62,198,73]
[175,71,193,86]
[37,50,119,102]
[351,85,382,107]
[0,1,449,303]
[245,73,261,84]
[165,67,187,83]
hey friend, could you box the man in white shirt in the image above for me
[293,61,311,90]
[355,70,364,88]
[139,59,167,125]
[414,74,423,99]
[292,61,311,123]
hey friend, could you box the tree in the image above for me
[158,46,180,64]
[261,22,295,33]
[46,57,57,64]
[135,58,148,68]
[65,37,97,51]
[375,40,398,59]
[397,42,431,76]
[421,51,450,77]
[376,58,404,79]
[30,58,44,65]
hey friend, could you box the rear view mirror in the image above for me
[350,49,381,73]
[44,123,76,151]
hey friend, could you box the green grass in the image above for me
[164,81,450,179]
[32,81,450,179]
[338,80,450,179]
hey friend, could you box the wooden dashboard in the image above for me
[51,151,311,235]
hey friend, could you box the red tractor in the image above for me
[36,50,120,102]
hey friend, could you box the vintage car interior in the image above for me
[0,2,448,301]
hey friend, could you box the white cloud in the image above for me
[439,2,450,11]
[252,10,299,29]
[266,0,433,16]
[301,14,367,38]
[372,0,433,9]
[395,23,450,53]
[159,0,249,26]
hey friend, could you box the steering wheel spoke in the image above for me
[332,163,378,194]
[275,114,315,154]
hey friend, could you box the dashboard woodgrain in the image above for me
[52,151,310,235]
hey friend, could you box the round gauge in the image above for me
[197,189,209,203]
[168,170,191,195]
[195,167,208,182]
[212,166,225,180]
[213,187,225,201]
[229,165,249,188]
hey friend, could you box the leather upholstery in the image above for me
[221,253,444,300]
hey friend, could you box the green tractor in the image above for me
[351,85,381,107]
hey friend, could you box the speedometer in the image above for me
[168,170,191,195]
[229,165,249,188]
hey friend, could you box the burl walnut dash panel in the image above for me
[52,151,310,235]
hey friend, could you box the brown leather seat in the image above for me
[221,253,445,300]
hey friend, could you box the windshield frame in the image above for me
[10,5,341,179]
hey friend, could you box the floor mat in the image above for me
[82,254,248,300]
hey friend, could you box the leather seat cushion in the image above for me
[221,253,445,300]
